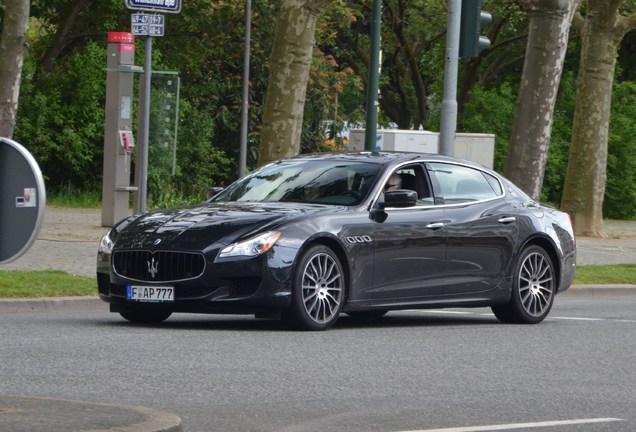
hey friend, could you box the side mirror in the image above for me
[380,189,417,209]
[207,187,224,200]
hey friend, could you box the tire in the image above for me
[492,245,555,324]
[286,245,345,331]
[346,310,388,319]
[119,309,172,324]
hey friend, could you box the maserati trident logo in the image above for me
[147,257,159,279]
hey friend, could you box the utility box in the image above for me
[348,129,495,169]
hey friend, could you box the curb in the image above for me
[0,286,635,314]
[561,284,636,297]
[0,396,182,432]
[0,296,104,313]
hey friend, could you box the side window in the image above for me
[484,172,503,195]
[390,164,434,205]
[429,163,501,203]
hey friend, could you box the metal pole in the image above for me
[439,0,461,156]
[239,0,251,178]
[364,0,382,151]
[138,36,153,213]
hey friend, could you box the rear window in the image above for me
[430,162,501,203]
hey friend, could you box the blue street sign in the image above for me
[132,13,149,24]
[149,25,164,36]
[131,13,165,37]
[126,0,181,14]
[149,15,164,25]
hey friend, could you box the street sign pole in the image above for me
[239,0,252,178]
[364,0,382,151]
[126,0,178,213]
[136,36,153,213]
[439,0,462,156]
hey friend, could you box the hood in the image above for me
[113,201,341,251]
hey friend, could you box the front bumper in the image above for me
[97,248,294,314]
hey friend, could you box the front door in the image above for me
[371,206,447,299]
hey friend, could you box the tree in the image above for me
[257,0,334,166]
[0,0,30,138]
[503,0,582,200]
[561,0,636,237]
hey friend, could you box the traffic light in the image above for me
[459,0,492,59]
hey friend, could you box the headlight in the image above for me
[219,231,281,258]
[98,230,115,255]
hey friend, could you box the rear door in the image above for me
[428,162,518,295]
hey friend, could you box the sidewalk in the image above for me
[1,207,107,277]
[0,396,182,432]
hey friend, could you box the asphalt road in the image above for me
[1,294,634,432]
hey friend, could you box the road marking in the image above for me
[409,310,636,323]
[550,316,636,323]
[397,417,623,432]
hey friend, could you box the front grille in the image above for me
[113,250,205,282]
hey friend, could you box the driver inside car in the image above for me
[384,173,402,192]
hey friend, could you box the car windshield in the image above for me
[212,159,382,205]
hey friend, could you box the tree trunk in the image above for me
[504,0,581,199]
[257,0,333,166]
[0,0,30,139]
[39,0,91,75]
[561,0,636,237]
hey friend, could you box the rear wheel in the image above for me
[119,309,172,324]
[286,245,345,331]
[492,245,555,324]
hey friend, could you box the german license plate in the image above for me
[126,285,174,302]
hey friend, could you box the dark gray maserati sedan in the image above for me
[97,152,576,330]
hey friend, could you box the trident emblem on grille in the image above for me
[147,257,159,279]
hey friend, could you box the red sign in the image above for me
[108,32,135,44]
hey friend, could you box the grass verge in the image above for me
[47,185,102,208]
[572,264,636,285]
[0,264,635,298]
[0,271,96,298]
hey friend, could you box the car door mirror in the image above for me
[380,189,417,209]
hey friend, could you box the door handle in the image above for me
[426,222,446,230]
[498,216,516,224]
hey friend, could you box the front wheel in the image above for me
[286,245,345,331]
[492,245,555,324]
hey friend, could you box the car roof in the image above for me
[284,151,485,169]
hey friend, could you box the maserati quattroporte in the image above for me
[97,152,576,330]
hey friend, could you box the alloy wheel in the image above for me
[518,251,554,317]
[300,252,344,324]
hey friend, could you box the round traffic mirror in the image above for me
[0,138,46,264]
